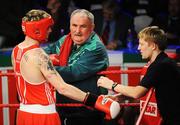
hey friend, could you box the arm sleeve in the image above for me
[140,62,166,89]
[55,45,109,83]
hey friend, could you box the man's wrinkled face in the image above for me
[70,13,94,45]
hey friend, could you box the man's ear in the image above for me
[151,42,157,50]
[91,24,95,31]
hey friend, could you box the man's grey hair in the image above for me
[70,9,94,24]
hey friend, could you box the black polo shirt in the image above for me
[140,52,180,124]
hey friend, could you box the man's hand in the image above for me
[97,76,114,90]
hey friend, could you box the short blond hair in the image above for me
[138,26,167,50]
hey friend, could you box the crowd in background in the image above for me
[0,0,180,49]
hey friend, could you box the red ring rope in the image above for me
[98,69,142,75]
[0,72,15,76]
[0,102,140,108]
[0,69,142,76]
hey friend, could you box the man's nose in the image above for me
[137,45,140,50]
[75,27,81,33]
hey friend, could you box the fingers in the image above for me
[97,76,110,86]
[97,76,105,86]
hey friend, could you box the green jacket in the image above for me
[44,32,109,103]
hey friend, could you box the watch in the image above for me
[112,82,118,92]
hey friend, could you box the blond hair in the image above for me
[138,26,167,50]
[22,9,51,22]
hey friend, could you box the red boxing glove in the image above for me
[49,54,60,66]
[95,95,121,120]
[84,93,120,120]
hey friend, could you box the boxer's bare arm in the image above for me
[35,49,86,102]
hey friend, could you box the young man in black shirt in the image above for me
[98,26,180,125]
